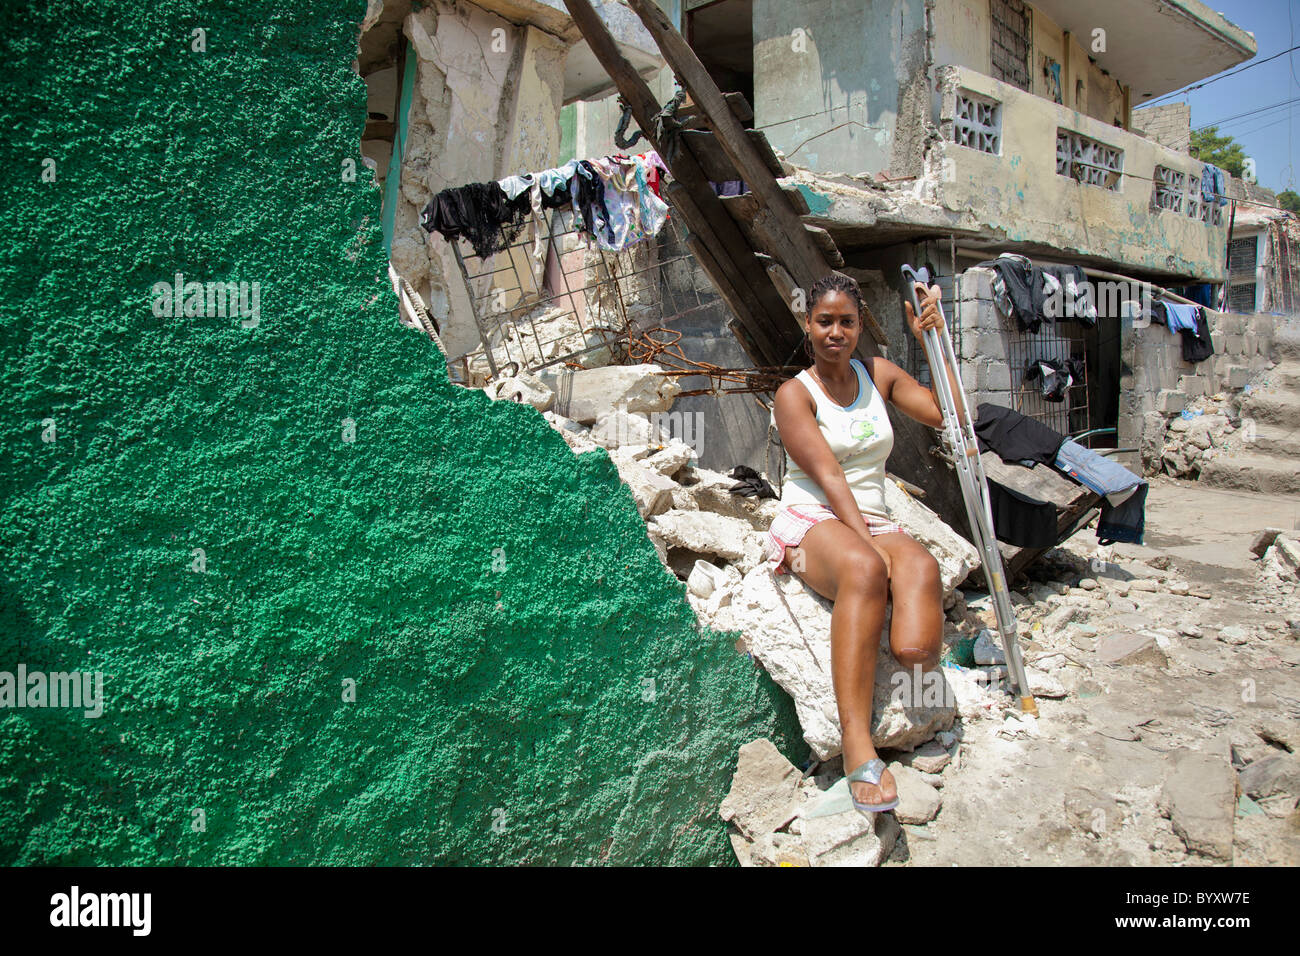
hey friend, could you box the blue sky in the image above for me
[1134,0,1299,194]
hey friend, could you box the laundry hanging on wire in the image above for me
[419,150,671,260]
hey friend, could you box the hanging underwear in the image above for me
[420,182,532,259]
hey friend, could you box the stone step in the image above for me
[1267,360,1300,391]
[1275,327,1300,361]
[1246,421,1300,458]
[1200,452,1300,498]
[1240,390,1300,427]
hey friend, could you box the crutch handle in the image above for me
[900,264,928,318]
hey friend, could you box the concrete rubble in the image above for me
[488,361,1300,867]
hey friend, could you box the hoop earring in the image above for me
[802,333,814,362]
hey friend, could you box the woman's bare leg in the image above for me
[783,520,895,806]
[872,532,944,670]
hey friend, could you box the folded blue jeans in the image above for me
[1055,439,1147,545]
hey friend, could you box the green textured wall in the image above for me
[0,1,804,865]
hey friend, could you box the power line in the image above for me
[1140,44,1300,108]
[1195,95,1300,131]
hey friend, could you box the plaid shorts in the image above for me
[765,504,907,576]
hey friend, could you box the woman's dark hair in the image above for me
[807,273,865,319]
[802,273,866,363]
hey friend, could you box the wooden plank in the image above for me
[676,90,753,128]
[720,188,812,219]
[665,182,794,363]
[624,0,831,294]
[804,224,844,268]
[747,129,788,178]
[679,130,740,182]
[561,0,797,366]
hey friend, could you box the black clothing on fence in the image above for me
[985,479,1059,548]
[419,182,532,259]
[1181,309,1215,363]
[1024,357,1086,402]
[973,403,1069,467]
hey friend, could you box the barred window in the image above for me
[1228,282,1257,313]
[1056,130,1123,190]
[1228,236,1257,276]
[990,0,1031,92]
[953,91,1002,154]
[1151,165,1184,213]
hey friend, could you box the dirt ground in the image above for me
[882,477,1300,866]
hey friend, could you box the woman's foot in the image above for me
[842,740,895,807]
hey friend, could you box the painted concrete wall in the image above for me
[753,0,929,177]
[0,0,804,865]
[931,0,1128,128]
[933,65,1228,280]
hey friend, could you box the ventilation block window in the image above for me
[953,90,1002,154]
[1056,129,1123,190]
[1151,165,1184,213]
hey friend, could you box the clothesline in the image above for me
[419,150,672,261]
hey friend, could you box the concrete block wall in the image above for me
[1118,307,1277,449]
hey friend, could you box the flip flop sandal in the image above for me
[846,758,899,813]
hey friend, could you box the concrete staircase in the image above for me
[1200,326,1300,497]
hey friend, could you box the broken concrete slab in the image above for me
[800,805,899,866]
[670,465,783,531]
[1096,631,1168,667]
[904,740,952,774]
[883,477,982,591]
[1159,748,1238,861]
[613,458,677,518]
[590,407,669,450]
[1238,753,1300,801]
[649,509,767,573]
[732,565,957,760]
[535,363,681,424]
[718,738,803,841]
[487,370,554,411]
[1250,527,1284,558]
[888,763,942,824]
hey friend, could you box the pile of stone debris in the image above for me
[486,361,1300,866]
[1142,391,1241,479]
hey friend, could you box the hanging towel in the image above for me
[1161,301,1200,334]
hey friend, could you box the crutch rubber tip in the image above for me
[1020,696,1039,717]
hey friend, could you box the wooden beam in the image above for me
[623,0,833,296]
[561,0,798,365]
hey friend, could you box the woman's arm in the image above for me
[773,378,892,568]
[874,283,967,428]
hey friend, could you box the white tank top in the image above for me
[773,358,894,517]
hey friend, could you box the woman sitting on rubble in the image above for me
[767,273,957,814]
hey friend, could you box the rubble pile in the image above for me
[485,362,1300,867]
[1142,392,1241,478]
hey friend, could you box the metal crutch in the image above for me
[901,265,1038,716]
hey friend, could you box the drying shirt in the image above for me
[1181,309,1214,364]
[775,358,894,518]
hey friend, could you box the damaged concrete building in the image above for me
[362,0,1289,494]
